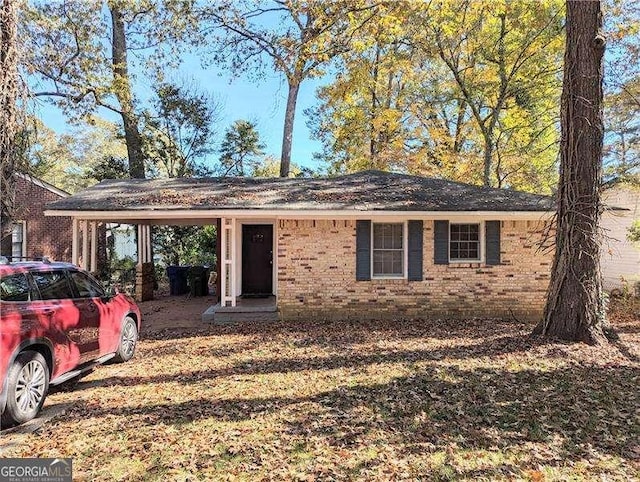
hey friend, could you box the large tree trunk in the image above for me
[0,0,19,240]
[110,4,145,179]
[369,44,381,166]
[279,79,300,177]
[534,0,608,344]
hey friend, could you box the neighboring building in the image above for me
[46,171,555,320]
[601,185,640,291]
[108,224,137,260]
[1,172,73,262]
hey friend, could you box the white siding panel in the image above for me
[601,187,640,290]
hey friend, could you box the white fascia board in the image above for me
[45,208,554,222]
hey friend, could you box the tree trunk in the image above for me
[110,4,145,179]
[453,99,466,153]
[482,133,494,187]
[0,0,19,240]
[534,0,608,344]
[279,79,300,177]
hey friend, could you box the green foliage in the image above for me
[198,0,380,175]
[602,1,639,184]
[309,0,564,193]
[24,0,198,111]
[24,0,200,177]
[85,156,129,183]
[307,5,421,174]
[106,255,137,292]
[628,220,640,243]
[219,120,265,176]
[144,82,220,178]
[603,84,640,184]
[251,156,319,178]
[154,225,217,267]
[21,116,127,193]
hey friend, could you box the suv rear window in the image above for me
[70,271,105,298]
[32,271,74,300]
[0,273,31,302]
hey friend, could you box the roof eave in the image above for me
[44,208,554,222]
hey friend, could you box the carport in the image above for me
[42,178,262,307]
[47,213,225,304]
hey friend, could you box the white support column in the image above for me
[145,225,152,263]
[72,219,79,266]
[220,217,227,305]
[230,219,236,306]
[220,217,236,307]
[81,220,89,270]
[137,224,143,266]
[90,222,98,273]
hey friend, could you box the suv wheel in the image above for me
[113,316,138,363]
[1,351,50,427]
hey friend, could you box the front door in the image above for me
[242,224,273,296]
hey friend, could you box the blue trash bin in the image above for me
[166,266,190,295]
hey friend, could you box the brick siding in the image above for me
[277,219,552,321]
[1,176,72,262]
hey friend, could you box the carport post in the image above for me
[220,217,236,307]
[90,221,98,273]
[145,225,152,262]
[135,224,154,301]
[81,220,89,270]
[136,224,152,264]
[215,218,222,300]
[71,218,79,266]
[137,224,142,265]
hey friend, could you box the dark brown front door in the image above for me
[242,224,273,295]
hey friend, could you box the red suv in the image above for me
[0,259,141,427]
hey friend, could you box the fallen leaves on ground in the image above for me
[1,298,638,481]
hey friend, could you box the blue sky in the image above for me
[34,52,327,171]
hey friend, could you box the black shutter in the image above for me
[407,220,423,281]
[356,220,371,281]
[434,220,449,265]
[485,220,501,265]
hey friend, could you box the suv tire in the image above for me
[1,351,50,427]
[113,316,138,363]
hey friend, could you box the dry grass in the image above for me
[1,298,638,481]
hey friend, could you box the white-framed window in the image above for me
[11,222,26,260]
[372,222,405,277]
[449,222,481,262]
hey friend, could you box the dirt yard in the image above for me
[0,296,638,481]
[138,293,216,335]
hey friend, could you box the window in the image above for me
[70,271,105,298]
[32,271,74,300]
[11,222,26,260]
[450,223,481,261]
[372,223,404,277]
[0,274,31,302]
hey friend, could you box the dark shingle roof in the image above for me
[46,170,555,212]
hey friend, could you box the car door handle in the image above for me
[42,308,54,316]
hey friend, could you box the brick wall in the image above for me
[0,176,72,262]
[277,219,552,321]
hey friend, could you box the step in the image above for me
[215,311,279,323]
[202,307,280,324]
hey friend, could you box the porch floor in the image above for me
[202,296,278,323]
